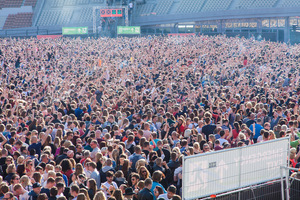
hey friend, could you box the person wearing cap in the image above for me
[28,182,42,200]
[123,187,135,200]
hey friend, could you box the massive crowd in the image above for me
[0,35,299,200]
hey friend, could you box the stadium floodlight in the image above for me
[93,6,129,34]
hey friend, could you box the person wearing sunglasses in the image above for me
[8,174,20,192]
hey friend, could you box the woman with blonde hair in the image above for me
[16,156,25,166]
[193,142,201,154]
[135,159,147,172]
[172,147,180,155]
[5,164,16,183]
[269,130,276,140]
[93,191,106,200]
[138,166,150,180]
[20,175,32,192]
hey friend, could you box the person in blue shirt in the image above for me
[249,118,264,143]
[151,170,166,200]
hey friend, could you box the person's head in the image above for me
[88,178,97,192]
[32,172,42,183]
[6,163,16,174]
[131,173,140,185]
[93,191,106,200]
[13,184,24,195]
[152,170,163,183]
[106,171,114,183]
[112,189,124,200]
[172,194,182,200]
[77,193,86,200]
[144,178,153,190]
[154,186,164,197]
[90,140,98,149]
[57,197,67,200]
[10,174,20,185]
[134,145,142,154]
[56,182,65,194]
[167,185,176,199]
[37,193,48,200]
[20,175,30,188]
[71,185,79,197]
[60,159,72,172]
[264,122,271,130]
[50,186,58,197]
[138,166,150,179]
[203,143,210,152]
[88,162,97,172]
[79,188,89,200]
[3,192,14,200]
[46,177,55,188]
[32,182,42,194]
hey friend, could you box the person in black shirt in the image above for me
[138,178,153,200]
[201,117,216,141]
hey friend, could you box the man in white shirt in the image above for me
[90,140,101,161]
[158,185,176,200]
[101,171,118,198]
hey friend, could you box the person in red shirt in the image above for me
[176,118,185,136]
[232,122,241,139]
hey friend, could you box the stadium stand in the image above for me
[251,0,278,8]
[152,0,174,15]
[91,0,104,3]
[24,0,38,7]
[2,12,33,29]
[52,0,65,8]
[281,0,300,7]
[0,0,23,8]
[201,0,233,12]
[135,3,154,16]
[37,10,61,26]
[64,0,77,6]
[176,0,205,14]
[78,7,93,23]
[236,0,255,9]
[56,10,73,25]
[0,16,6,29]
[77,0,90,4]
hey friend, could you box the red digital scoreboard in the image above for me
[100,9,123,17]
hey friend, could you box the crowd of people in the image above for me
[0,35,299,200]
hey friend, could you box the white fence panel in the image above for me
[183,137,289,200]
